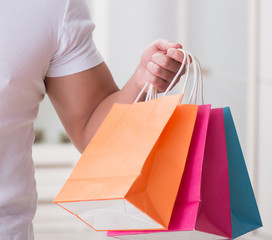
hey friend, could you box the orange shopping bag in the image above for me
[54,93,198,231]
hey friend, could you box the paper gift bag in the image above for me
[108,107,262,239]
[193,108,233,238]
[54,94,198,231]
[223,107,262,238]
[195,108,262,239]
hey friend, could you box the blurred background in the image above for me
[33,0,272,239]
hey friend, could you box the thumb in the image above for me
[153,39,182,52]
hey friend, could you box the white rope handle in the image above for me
[187,54,204,104]
[134,82,149,103]
[134,48,188,103]
[134,49,204,104]
[163,48,190,96]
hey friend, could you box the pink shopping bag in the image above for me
[194,108,232,238]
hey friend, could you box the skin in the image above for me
[45,39,185,153]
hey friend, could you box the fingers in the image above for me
[147,61,176,81]
[152,52,181,73]
[146,49,185,92]
[166,48,185,63]
[153,39,182,52]
[138,39,186,93]
[145,71,169,92]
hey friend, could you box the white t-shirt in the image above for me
[0,0,103,239]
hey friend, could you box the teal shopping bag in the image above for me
[223,107,262,238]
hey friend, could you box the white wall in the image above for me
[92,0,180,88]
[187,1,272,238]
[34,95,65,143]
[187,0,248,152]
[257,0,272,238]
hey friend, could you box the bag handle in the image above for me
[134,48,188,103]
[135,49,204,104]
[187,53,204,104]
[163,48,191,97]
[142,48,189,102]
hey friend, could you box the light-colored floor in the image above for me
[34,230,263,240]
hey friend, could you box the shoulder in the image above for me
[26,0,90,25]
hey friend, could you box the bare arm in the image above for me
[45,39,184,153]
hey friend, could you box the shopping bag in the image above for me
[195,108,262,239]
[193,107,233,238]
[108,108,262,239]
[107,104,212,239]
[54,94,198,231]
[223,107,262,238]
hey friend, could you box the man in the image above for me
[0,0,184,239]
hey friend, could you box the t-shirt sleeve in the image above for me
[46,0,103,77]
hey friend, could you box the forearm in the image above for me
[47,40,185,153]
[77,40,185,152]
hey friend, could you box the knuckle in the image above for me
[161,56,171,68]
[169,49,185,63]
[151,52,160,62]
[145,70,156,83]
[153,54,170,68]
[147,62,161,76]
[146,62,153,71]
[154,65,162,76]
